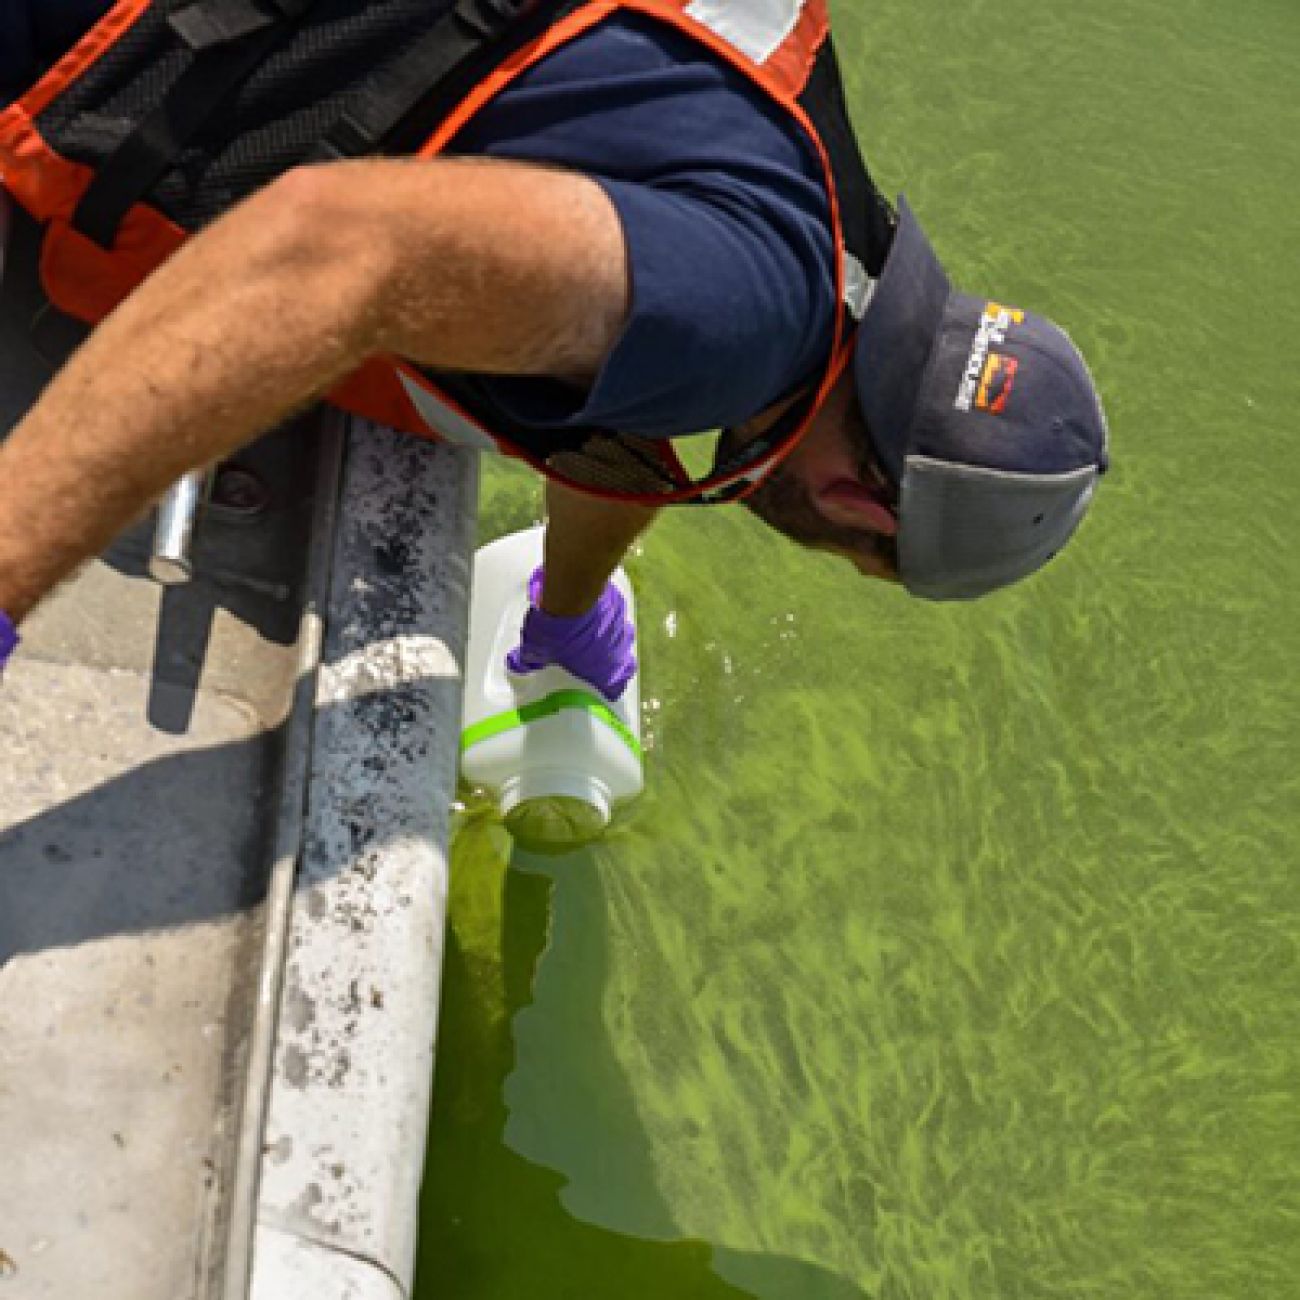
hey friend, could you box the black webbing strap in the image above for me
[307,0,533,163]
[168,0,316,51]
[71,0,319,248]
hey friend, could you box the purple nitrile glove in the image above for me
[507,567,636,701]
[0,610,19,679]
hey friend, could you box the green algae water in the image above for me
[415,0,1300,1295]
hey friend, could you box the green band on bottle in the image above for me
[460,689,643,762]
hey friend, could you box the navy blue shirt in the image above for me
[3,5,837,438]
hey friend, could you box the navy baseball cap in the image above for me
[854,198,1109,600]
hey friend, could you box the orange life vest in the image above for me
[0,0,895,503]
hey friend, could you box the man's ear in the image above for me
[815,480,899,536]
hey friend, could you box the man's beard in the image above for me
[738,461,897,569]
[739,463,838,547]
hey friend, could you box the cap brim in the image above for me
[898,457,1099,599]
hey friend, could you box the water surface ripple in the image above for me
[418,0,1300,1294]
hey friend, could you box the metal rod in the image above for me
[149,470,211,585]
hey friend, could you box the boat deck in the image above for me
[0,197,473,1300]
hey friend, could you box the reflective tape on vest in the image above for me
[398,372,502,451]
[843,250,873,320]
[683,0,804,64]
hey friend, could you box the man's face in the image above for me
[727,367,900,583]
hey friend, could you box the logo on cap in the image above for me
[955,302,1024,413]
[975,353,1019,414]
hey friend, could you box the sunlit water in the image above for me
[415,0,1300,1295]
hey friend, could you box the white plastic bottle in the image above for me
[460,525,644,851]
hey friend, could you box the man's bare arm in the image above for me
[539,479,659,616]
[0,157,629,621]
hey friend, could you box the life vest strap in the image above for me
[312,0,566,162]
[71,11,309,248]
[168,0,318,51]
[309,0,538,163]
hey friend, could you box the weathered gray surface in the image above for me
[251,1225,405,1300]
[0,402,331,1300]
[0,190,327,1297]
[250,427,477,1300]
[1,194,473,1300]
[0,663,272,1300]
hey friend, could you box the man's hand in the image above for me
[0,609,18,677]
[507,566,637,700]
[0,157,630,623]
[505,479,658,700]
